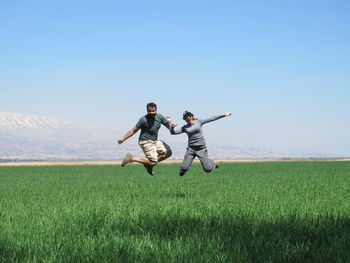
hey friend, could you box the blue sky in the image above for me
[1,0,350,156]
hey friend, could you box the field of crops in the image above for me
[1,161,350,262]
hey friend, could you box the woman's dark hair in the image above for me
[183,111,193,120]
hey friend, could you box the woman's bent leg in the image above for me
[179,148,196,176]
[196,147,216,172]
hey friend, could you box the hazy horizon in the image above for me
[1,1,350,156]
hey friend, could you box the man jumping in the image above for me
[117,102,172,175]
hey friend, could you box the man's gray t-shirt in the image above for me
[136,113,170,141]
[170,115,225,147]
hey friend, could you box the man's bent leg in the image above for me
[138,140,159,174]
[156,141,172,162]
[132,157,157,166]
[139,140,158,163]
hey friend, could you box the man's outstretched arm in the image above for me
[118,127,139,144]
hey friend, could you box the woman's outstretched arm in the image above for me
[200,112,232,125]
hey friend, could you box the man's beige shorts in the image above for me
[138,140,170,163]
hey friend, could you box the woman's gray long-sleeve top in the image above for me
[170,115,225,147]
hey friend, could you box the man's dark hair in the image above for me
[147,102,157,109]
[183,111,193,120]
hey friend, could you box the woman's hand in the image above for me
[224,112,232,116]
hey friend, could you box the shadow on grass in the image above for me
[113,214,350,262]
[1,214,350,262]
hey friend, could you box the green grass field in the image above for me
[1,161,350,262]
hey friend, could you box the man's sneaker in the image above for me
[143,164,154,175]
[121,153,133,167]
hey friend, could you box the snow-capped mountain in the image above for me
[0,112,70,131]
[0,112,120,160]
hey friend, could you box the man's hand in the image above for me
[171,123,178,128]
[225,112,232,116]
[166,116,172,122]
[117,127,139,145]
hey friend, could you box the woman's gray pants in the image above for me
[180,146,216,175]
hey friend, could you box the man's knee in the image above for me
[166,148,172,158]
[157,149,172,161]
[147,155,158,164]
[162,141,172,158]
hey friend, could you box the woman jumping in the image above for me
[170,111,232,176]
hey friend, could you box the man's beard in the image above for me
[148,114,156,119]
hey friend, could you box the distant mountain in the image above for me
[0,112,330,161]
[0,112,117,160]
[0,112,70,131]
